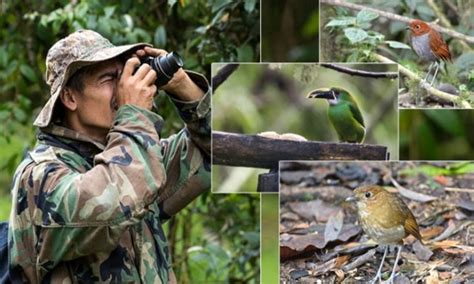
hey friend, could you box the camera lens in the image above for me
[151,52,184,87]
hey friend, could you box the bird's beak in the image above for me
[307,88,336,100]
[345,196,356,202]
[406,26,412,31]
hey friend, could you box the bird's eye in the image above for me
[364,192,372,198]
[415,25,420,29]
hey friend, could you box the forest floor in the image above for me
[280,161,474,283]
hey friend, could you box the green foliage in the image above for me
[399,162,474,177]
[168,193,260,283]
[0,0,258,190]
[400,110,474,160]
[0,0,259,282]
[324,9,410,62]
[261,0,319,61]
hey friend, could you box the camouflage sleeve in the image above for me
[12,105,166,263]
[158,71,211,219]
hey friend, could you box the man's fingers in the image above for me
[133,64,152,80]
[143,69,157,86]
[144,46,167,57]
[122,57,141,77]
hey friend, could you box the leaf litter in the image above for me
[280,161,474,283]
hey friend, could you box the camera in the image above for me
[138,52,184,87]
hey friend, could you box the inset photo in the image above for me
[280,161,474,283]
[261,0,319,62]
[400,109,474,160]
[320,0,474,108]
[212,63,399,193]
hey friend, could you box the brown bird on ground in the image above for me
[346,185,423,283]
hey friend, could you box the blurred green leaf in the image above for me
[424,110,465,136]
[20,65,37,82]
[356,9,379,23]
[244,0,256,12]
[326,17,355,27]
[400,162,474,176]
[237,44,254,62]
[211,0,232,13]
[104,6,116,18]
[344,27,368,43]
[385,40,411,49]
[154,25,167,47]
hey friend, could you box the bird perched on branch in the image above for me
[346,185,423,283]
[407,19,452,87]
[307,87,365,143]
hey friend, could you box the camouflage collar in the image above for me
[38,125,105,162]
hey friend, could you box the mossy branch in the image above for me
[212,131,389,169]
[373,53,472,109]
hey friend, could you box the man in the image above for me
[8,30,210,283]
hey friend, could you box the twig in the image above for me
[426,0,451,29]
[212,131,389,169]
[320,63,398,79]
[320,0,474,45]
[442,0,459,18]
[211,64,239,92]
[444,187,474,193]
[374,53,472,109]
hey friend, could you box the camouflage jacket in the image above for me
[8,72,211,283]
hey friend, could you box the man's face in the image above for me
[70,59,123,140]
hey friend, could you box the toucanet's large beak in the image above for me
[345,196,356,202]
[307,88,336,100]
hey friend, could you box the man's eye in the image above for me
[103,76,116,82]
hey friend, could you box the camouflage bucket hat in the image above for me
[34,29,150,127]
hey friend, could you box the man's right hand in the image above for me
[116,57,157,110]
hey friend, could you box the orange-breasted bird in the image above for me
[407,19,452,87]
[346,185,423,283]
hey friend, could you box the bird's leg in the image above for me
[370,246,388,284]
[386,245,402,284]
[429,62,440,87]
[420,62,434,87]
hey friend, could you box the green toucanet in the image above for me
[307,87,365,143]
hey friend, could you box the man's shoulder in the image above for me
[14,143,89,182]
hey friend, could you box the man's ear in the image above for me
[60,87,78,111]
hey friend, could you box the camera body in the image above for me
[139,52,184,87]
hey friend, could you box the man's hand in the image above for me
[136,47,205,101]
[116,57,157,110]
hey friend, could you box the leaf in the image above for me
[325,17,356,27]
[20,65,37,82]
[237,44,254,62]
[356,9,379,23]
[390,179,437,203]
[123,14,133,29]
[344,28,368,44]
[244,0,256,12]
[280,224,361,261]
[211,0,232,13]
[104,6,116,18]
[324,210,344,243]
[412,240,433,261]
[12,107,26,122]
[154,25,167,47]
[385,40,411,49]
[168,0,177,7]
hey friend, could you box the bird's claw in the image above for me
[419,80,431,89]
